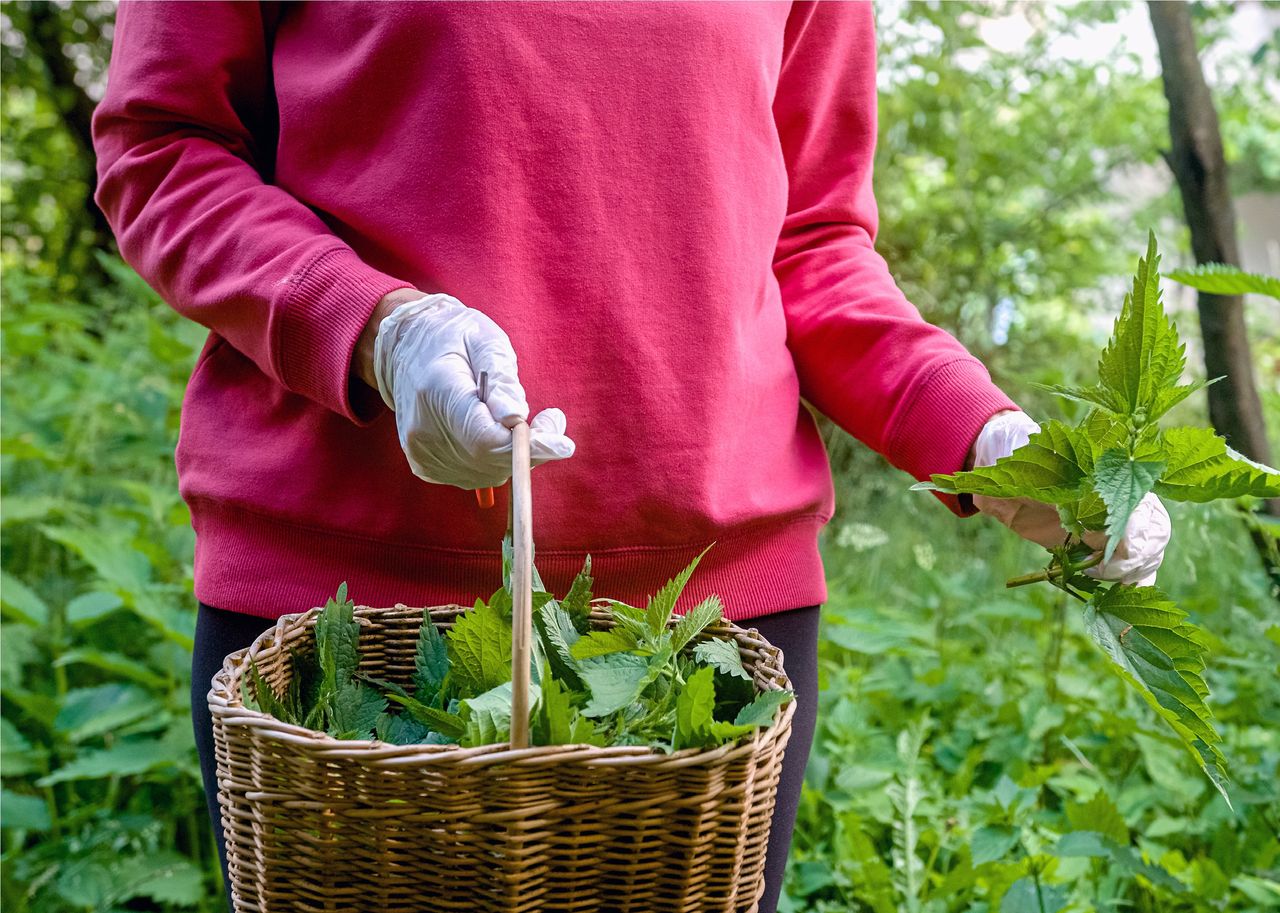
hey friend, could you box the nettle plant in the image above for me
[915,233,1280,803]
[244,549,793,754]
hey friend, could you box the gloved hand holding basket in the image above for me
[208,419,796,913]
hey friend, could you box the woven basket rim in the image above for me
[209,601,794,769]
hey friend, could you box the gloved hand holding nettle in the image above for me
[363,292,575,489]
[969,410,1170,586]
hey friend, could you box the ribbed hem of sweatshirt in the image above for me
[275,246,414,425]
[190,501,829,624]
[885,358,1019,517]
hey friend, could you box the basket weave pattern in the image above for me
[209,603,794,913]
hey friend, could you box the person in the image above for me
[90,3,1169,911]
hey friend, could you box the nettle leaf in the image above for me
[531,667,576,745]
[570,627,636,660]
[1058,489,1108,536]
[535,600,584,689]
[1033,381,1125,414]
[315,583,360,697]
[1092,448,1166,561]
[461,706,508,747]
[459,679,539,743]
[734,689,793,727]
[387,693,465,740]
[561,557,594,634]
[604,600,652,641]
[919,420,1091,503]
[464,680,513,717]
[1155,427,1280,502]
[488,586,513,620]
[1082,585,1229,804]
[291,649,323,713]
[1148,377,1215,424]
[692,638,751,680]
[413,617,449,704]
[571,714,605,746]
[329,682,385,740]
[579,652,650,717]
[358,673,408,699]
[674,665,716,750]
[243,662,297,724]
[1165,262,1280,299]
[114,851,206,907]
[670,595,724,654]
[447,597,512,693]
[1053,832,1184,894]
[705,720,756,742]
[645,545,712,635]
[375,712,432,746]
[1095,232,1186,418]
[642,644,674,691]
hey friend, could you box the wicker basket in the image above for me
[207,422,795,912]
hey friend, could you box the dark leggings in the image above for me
[191,602,820,913]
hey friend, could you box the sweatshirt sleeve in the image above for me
[91,1,413,423]
[771,1,1017,514]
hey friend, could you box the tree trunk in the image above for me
[1148,0,1277,520]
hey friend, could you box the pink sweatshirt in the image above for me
[92,1,1016,622]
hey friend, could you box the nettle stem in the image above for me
[1005,568,1055,588]
[1005,553,1103,590]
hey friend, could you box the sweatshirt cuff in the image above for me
[276,247,414,425]
[885,358,1019,517]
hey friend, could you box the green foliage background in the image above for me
[2,2,1277,911]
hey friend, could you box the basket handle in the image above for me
[507,417,533,749]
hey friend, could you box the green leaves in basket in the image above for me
[242,584,386,741]
[560,555,594,634]
[645,544,711,635]
[329,683,385,741]
[674,665,717,749]
[315,582,359,700]
[570,627,636,660]
[242,663,295,724]
[530,664,603,747]
[535,599,586,689]
[312,584,384,740]
[693,638,751,681]
[579,652,655,718]
[908,231,1280,801]
[673,665,791,751]
[255,552,791,754]
[375,712,432,746]
[448,595,513,694]
[670,595,724,654]
[734,690,794,728]
[413,613,450,705]
[387,692,464,741]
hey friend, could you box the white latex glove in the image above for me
[372,293,574,488]
[971,411,1170,586]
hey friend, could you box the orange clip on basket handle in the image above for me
[475,371,496,509]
